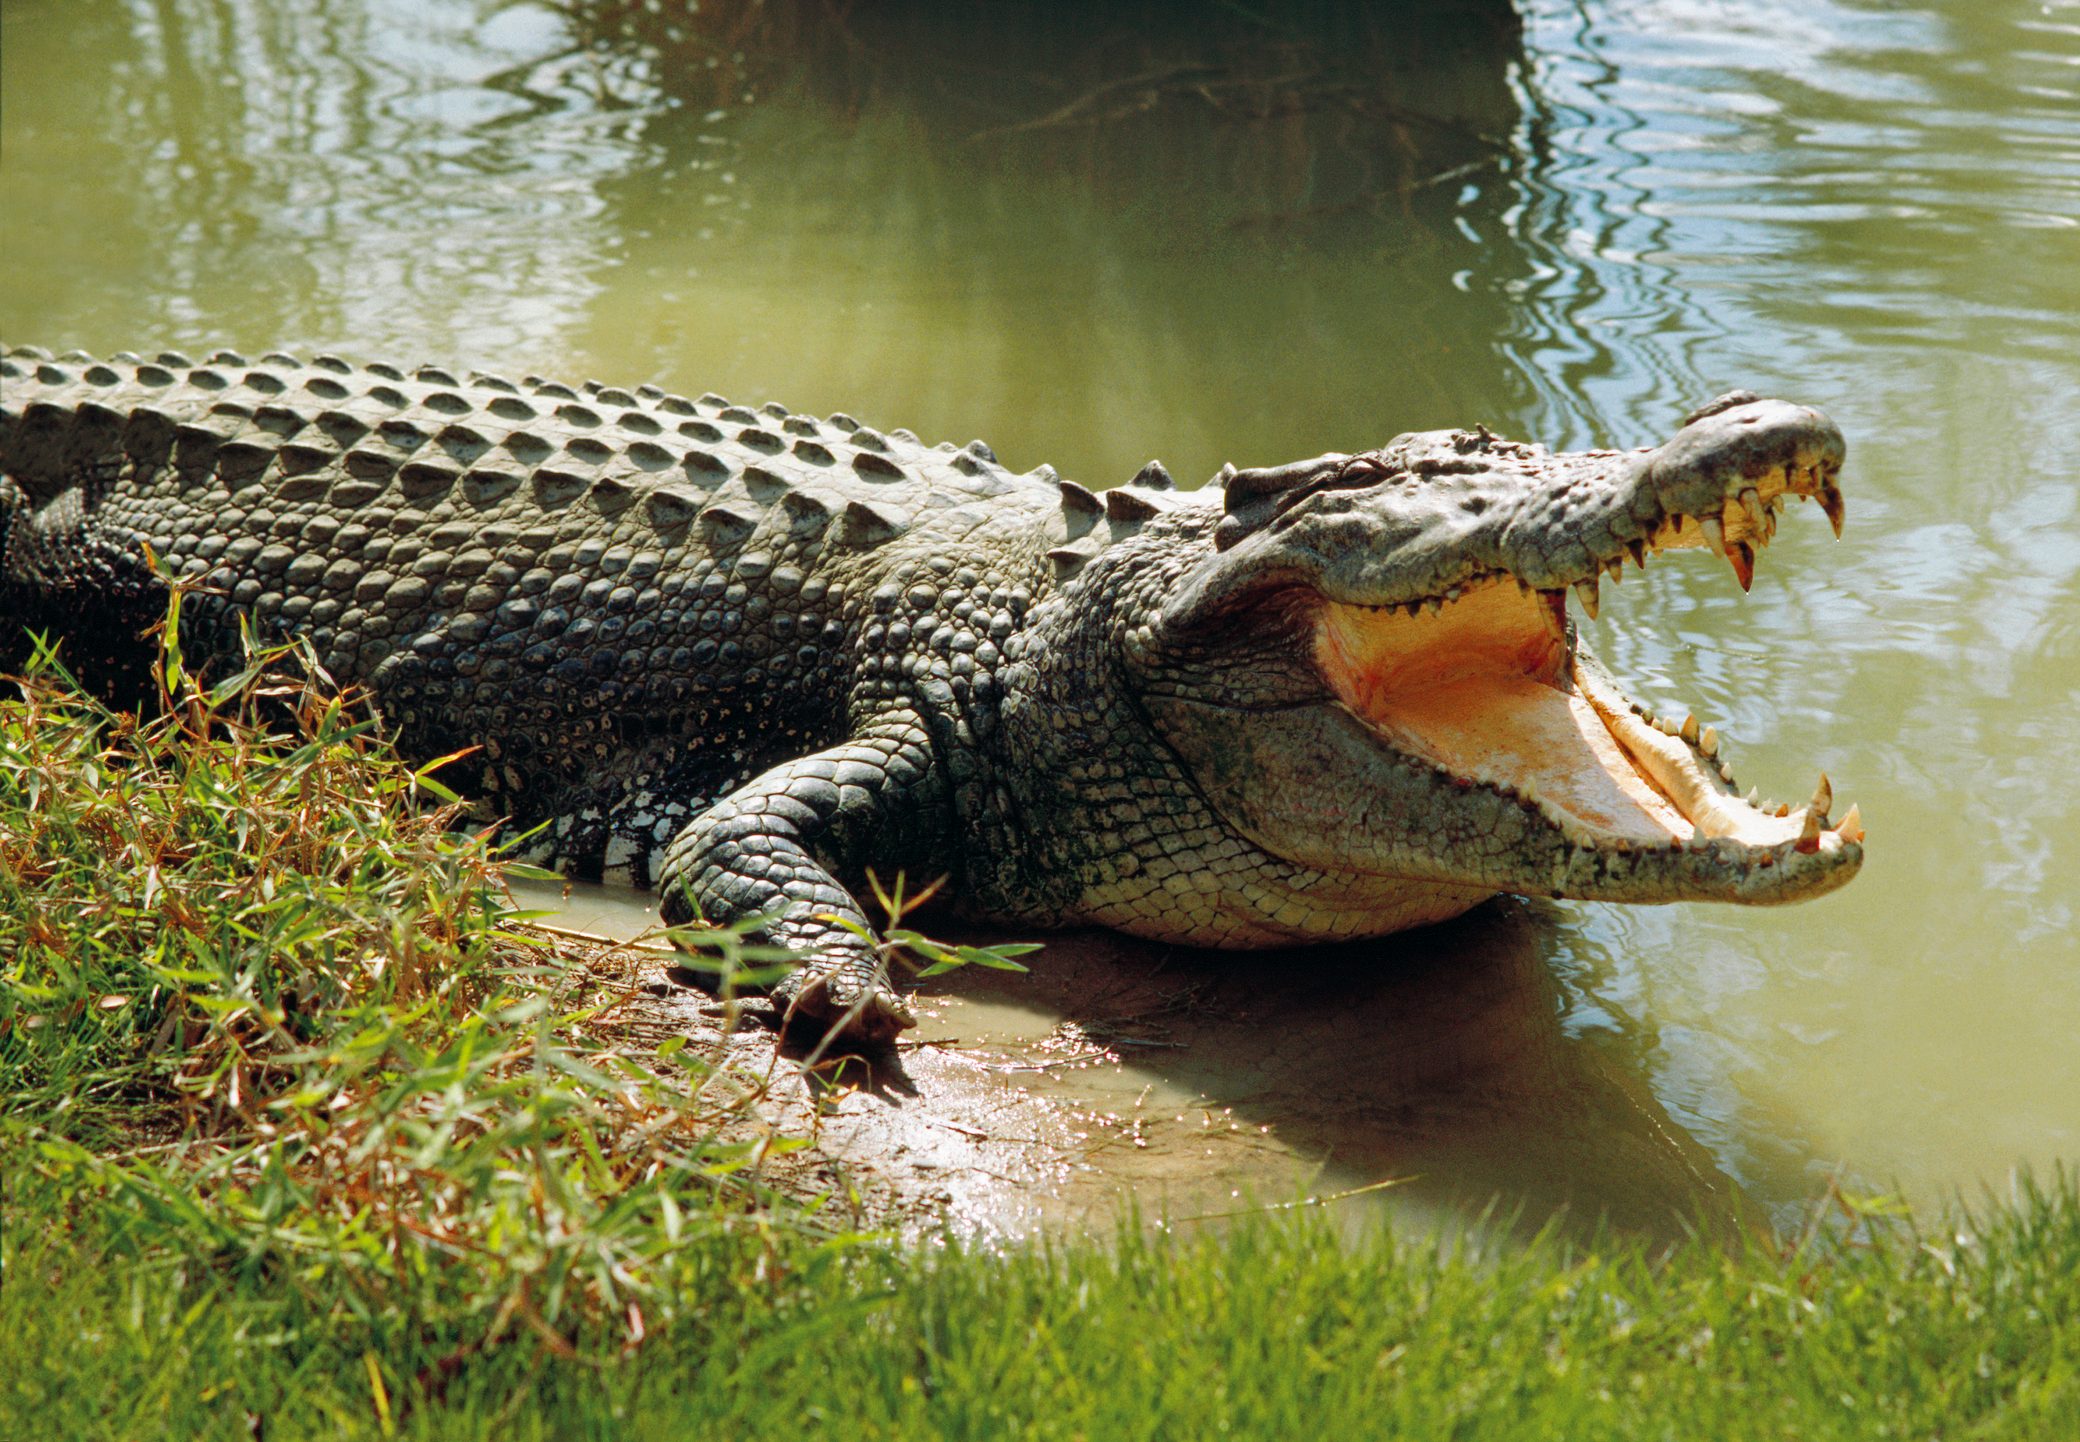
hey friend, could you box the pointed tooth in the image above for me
[1574,578,1600,621]
[1605,557,1623,583]
[1741,488,1767,535]
[1774,802,1791,818]
[1423,596,1443,616]
[1719,762,1735,782]
[1746,786,1759,805]
[1728,541,1755,592]
[1810,772,1832,819]
[1680,714,1700,745]
[1836,803,1864,843]
[1626,538,1648,568]
[1701,516,1727,556]
[1699,726,1719,757]
[1819,486,1846,538]
[1799,806,1824,842]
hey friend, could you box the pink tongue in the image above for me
[1365,676,1693,846]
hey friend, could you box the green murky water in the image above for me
[5,0,2076,1229]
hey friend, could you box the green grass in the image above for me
[8,1168,2078,1440]
[3,620,2076,1440]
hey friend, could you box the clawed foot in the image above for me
[770,960,916,1044]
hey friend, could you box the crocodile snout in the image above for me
[1653,393,1846,494]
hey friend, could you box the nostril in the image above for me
[1681,390,1762,427]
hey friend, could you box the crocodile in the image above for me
[1,345,1865,1042]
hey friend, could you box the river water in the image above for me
[3,0,2076,1232]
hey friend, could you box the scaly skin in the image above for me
[1,345,1865,1043]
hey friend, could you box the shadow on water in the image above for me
[520,878,1756,1243]
[553,0,1561,484]
[910,901,1762,1244]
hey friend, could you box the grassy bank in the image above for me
[4,630,2076,1440]
[8,1163,2077,1440]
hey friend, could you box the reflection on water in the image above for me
[5,0,644,356]
[1505,0,2080,1218]
[3,0,2077,1231]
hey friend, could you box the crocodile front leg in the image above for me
[656,720,944,1042]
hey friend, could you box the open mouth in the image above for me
[1311,470,1865,868]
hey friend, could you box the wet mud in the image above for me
[515,879,1758,1243]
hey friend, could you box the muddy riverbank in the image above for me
[515,880,1756,1242]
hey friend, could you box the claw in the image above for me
[780,963,916,1042]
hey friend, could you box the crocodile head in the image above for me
[1132,392,1863,926]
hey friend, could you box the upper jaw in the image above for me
[1326,393,1847,608]
[1167,392,1848,634]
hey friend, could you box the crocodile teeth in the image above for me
[1799,806,1825,843]
[1810,771,1832,818]
[1819,486,1846,538]
[1699,725,1719,757]
[1701,516,1728,556]
[1626,538,1648,568]
[1740,488,1768,535]
[1680,713,1700,745]
[1728,540,1756,592]
[1836,803,1864,843]
[1574,578,1600,621]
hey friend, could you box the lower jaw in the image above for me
[1353,651,1860,890]
[1085,871,1499,948]
[1574,662,1808,848]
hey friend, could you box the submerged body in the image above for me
[1,345,1864,1039]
